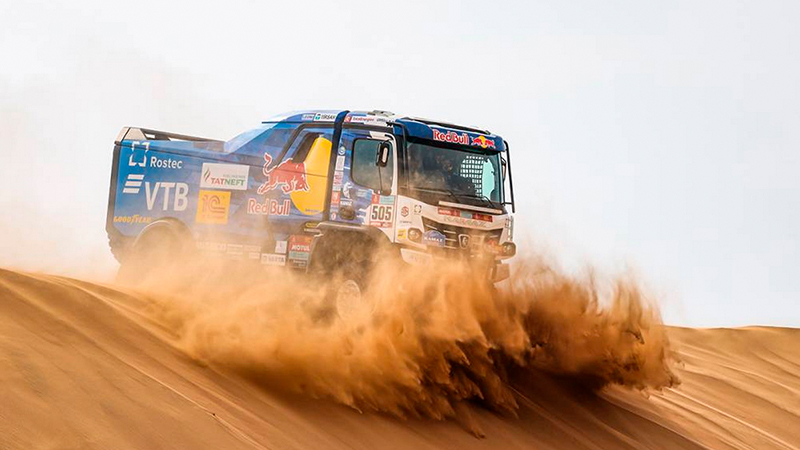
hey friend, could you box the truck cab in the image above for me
[107,110,516,292]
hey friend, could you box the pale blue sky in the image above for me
[1,0,797,326]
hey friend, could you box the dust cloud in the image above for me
[125,252,678,421]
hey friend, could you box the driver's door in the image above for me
[329,128,397,239]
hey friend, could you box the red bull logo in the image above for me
[257,153,310,194]
[432,128,496,149]
[432,129,469,145]
[471,135,496,149]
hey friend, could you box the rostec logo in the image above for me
[123,174,145,194]
[257,154,309,194]
[149,156,183,169]
[470,135,496,149]
[200,163,248,190]
[128,141,149,167]
[196,190,230,224]
[128,142,184,169]
[432,129,469,145]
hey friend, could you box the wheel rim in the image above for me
[335,279,370,322]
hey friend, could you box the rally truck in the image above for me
[107,110,517,316]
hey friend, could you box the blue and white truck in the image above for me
[107,110,516,312]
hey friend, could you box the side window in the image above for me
[352,139,393,192]
[226,123,296,156]
[280,128,333,177]
[289,132,322,163]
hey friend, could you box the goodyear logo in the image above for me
[196,190,231,224]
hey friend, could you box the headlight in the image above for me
[501,242,516,257]
[408,228,422,243]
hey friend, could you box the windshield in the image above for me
[405,141,503,206]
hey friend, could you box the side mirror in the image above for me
[376,141,391,167]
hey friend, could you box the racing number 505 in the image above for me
[371,205,393,221]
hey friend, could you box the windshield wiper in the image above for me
[409,187,465,204]
[458,193,502,210]
[410,187,501,210]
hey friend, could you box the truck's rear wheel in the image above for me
[117,223,189,285]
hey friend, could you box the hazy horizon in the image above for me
[1,0,798,327]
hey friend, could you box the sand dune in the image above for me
[0,267,798,449]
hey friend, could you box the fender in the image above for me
[307,222,397,272]
[130,218,191,256]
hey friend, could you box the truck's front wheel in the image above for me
[310,235,376,324]
[330,261,374,323]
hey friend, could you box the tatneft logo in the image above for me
[200,163,249,190]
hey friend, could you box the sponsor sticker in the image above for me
[196,241,226,252]
[247,198,291,216]
[342,182,353,198]
[335,154,345,171]
[369,204,394,228]
[470,135,496,149]
[432,129,469,145]
[313,112,337,121]
[143,182,189,211]
[438,207,493,223]
[245,245,261,260]
[113,214,152,224]
[288,235,313,268]
[371,194,395,205]
[258,153,309,194]
[261,253,287,266]
[442,215,489,228]
[122,174,144,194]
[225,244,243,258]
[196,190,231,224]
[431,129,496,149]
[275,240,287,254]
[400,206,409,217]
[201,163,249,190]
[423,230,446,247]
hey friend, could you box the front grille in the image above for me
[422,217,502,255]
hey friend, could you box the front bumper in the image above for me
[399,248,510,283]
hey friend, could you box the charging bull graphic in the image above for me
[257,153,310,194]
[471,135,496,149]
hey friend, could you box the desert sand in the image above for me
[1,267,798,450]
